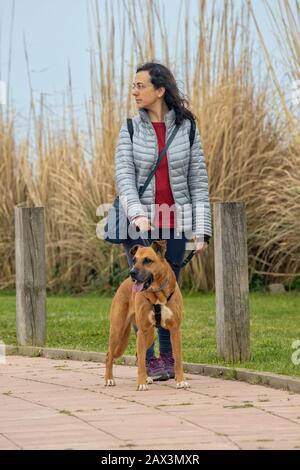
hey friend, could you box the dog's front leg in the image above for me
[170,328,190,389]
[136,329,153,391]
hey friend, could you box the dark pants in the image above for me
[123,228,187,360]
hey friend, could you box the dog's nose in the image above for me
[130,268,138,280]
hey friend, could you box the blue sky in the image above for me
[0,0,290,130]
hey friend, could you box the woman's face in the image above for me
[132,70,165,109]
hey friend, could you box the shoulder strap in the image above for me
[189,118,196,148]
[127,118,134,142]
[128,117,195,147]
[138,124,180,197]
[126,118,180,197]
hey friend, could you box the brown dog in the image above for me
[104,240,190,391]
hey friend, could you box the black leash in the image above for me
[166,250,196,269]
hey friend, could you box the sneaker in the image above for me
[160,352,175,379]
[146,357,169,381]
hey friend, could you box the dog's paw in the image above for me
[105,379,116,387]
[146,377,154,385]
[136,383,148,391]
[176,380,190,389]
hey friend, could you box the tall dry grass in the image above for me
[1,0,299,293]
[246,0,300,282]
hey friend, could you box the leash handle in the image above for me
[166,250,196,269]
[135,228,152,247]
[181,250,196,267]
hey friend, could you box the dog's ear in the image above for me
[130,245,140,258]
[151,240,167,258]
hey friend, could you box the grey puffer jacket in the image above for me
[115,107,212,241]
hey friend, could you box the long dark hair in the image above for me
[136,62,196,125]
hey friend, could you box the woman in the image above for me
[115,62,211,381]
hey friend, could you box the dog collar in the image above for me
[166,290,174,302]
[148,277,175,302]
[148,278,169,294]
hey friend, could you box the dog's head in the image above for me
[129,240,167,293]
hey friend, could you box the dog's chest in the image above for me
[148,302,174,328]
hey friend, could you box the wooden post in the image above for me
[214,202,250,362]
[15,207,47,346]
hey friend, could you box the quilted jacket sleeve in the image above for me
[188,124,212,240]
[115,121,148,222]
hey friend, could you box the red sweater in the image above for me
[152,122,175,228]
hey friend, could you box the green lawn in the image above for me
[0,291,299,378]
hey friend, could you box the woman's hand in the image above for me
[132,216,154,233]
[193,236,209,254]
[195,241,208,254]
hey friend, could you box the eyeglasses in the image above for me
[132,83,152,90]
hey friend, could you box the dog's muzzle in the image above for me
[130,269,153,293]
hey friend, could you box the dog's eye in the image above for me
[143,257,153,265]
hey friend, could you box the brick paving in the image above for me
[0,356,300,450]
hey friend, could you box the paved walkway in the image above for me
[0,355,300,450]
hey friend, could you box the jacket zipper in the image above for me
[149,122,177,200]
[149,121,178,229]
[165,126,178,231]
[164,123,176,203]
[147,123,158,222]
